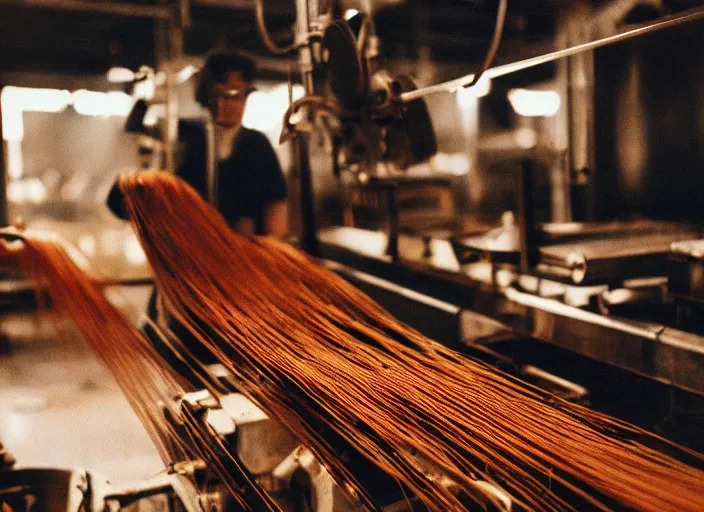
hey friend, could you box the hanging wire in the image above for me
[253,0,299,55]
[464,0,508,88]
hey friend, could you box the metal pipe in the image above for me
[253,0,298,55]
[0,91,6,228]
[294,133,320,256]
[0,0,173,19]
[400,7,704,103]
[517,159,537,273]
[165,22,183,174]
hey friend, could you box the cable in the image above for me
[401,6,704,102]
[253,0,299,56]
[464,0,508,89]
[281,95,346,141]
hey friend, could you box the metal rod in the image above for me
[0,90,7,228]
[400,7,704,103]
[294,133,320,256]
[165,22,183,174]
[0,0,174,19]
[517,159,537,273]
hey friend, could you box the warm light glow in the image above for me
[433,152,470,175]
[107,66,136,83]
[7,178,47,204]
[242,84,305,145]
[2,86,136,143]
[143,104,163,127]
[124,233,147,265]
[507,89,561,117]
[6,139,24,179]
[514,127,538,149]
[2,86,72,113]
[133,77,156,100]
[72,90,134,117]
[78,235,97,257]
[1,86,72,141]
[456,75,491,104]
[176,64,199,84]
[344,8,359,19]
[25,177,47,203]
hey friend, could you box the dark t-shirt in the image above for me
[217,127,287,233]
[106,122,286,381]
[107,121,287,235]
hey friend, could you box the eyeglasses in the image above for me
[217,89,244,100]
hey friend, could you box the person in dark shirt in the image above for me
[106,51,288,386]
[108,50,288,236]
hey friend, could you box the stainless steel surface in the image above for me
[400,7,704,103]
[669,239,704,306]
[452,223,699,285]
[538,231,699,284]
[540,220,690,242]
[319,226,704,394]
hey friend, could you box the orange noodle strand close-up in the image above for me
[103,170,704,512]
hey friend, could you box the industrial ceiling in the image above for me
[0,0,701,76]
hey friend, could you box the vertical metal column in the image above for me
[517,159,537,273]
[294,0,320,256]
[0,88,7,227]
[155,0,185,174]
[552,9,573,223]
[566,3,596,221]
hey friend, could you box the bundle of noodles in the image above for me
[0,229,281,510]
[117,171,704,512]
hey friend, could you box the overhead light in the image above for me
[2,86,71,113]
[107,66,136,83]
[143,105,163,127]
[242,84,305,142]
[133,78,156,101]
[72,90,134,117]
[1,86,71,142]
[344,8,359,20]
[507,89,561,117]
[176,64,199,84]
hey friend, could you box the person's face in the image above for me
[213,70,249,128]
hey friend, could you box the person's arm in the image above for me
[256,132,288,238]
[264,200,288,238]
[232,217,255,235]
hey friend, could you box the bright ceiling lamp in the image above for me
[176,64,199,84]
[1,86,72,142]
[72,90,134,117]
[507,89,561,117]
[107,66,136,83]
[344,8,359,19]
[242,84,305,138]
[2,86,72,113]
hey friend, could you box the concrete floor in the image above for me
[0,286,165,486]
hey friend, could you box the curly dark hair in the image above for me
[195,51,256,108]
